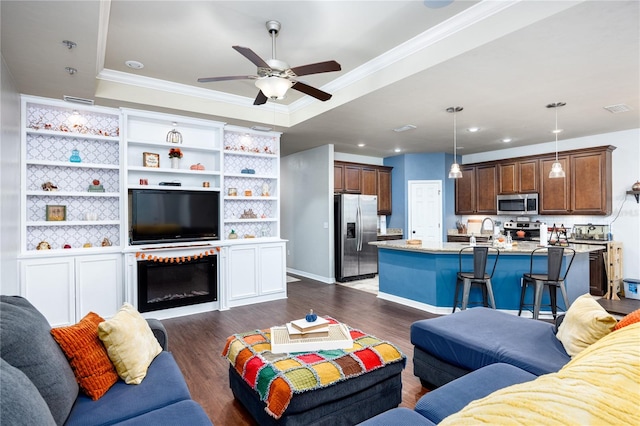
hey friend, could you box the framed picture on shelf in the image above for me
[143,152,160,168]
[46,205,66,221]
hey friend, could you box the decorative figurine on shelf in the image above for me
[41,181,58,191]
[305,309,318,322]
[169,148,183,169]
[83,243,92,248]
[36,241,51,250]
[63,244,72,249]
[228,229,238,239]
[101,238,112,247]
[166,128,183,144]
[262,183,270,196]
[190,163,205,170]
[69,149,81,163]
[88,179,105,192]
[240,209,257,219]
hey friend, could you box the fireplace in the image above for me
[137,255,217,313]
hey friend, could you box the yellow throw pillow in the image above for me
[556,293,616,357]
[97,303,162,385]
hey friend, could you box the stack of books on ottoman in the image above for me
[271,313,353,353]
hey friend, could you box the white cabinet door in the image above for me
[259,243,286,294]
[228,245,259,300]
[19,254,123,326]
[20,258,75,327]
[76,254,123,319]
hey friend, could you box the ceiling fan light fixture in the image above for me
[255,76,293,99]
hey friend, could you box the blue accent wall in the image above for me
[383,152,458,240]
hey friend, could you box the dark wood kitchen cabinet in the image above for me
[539,146,614,215]
[539,155,571,214]
[589,248,607,296]
[455,164,497,215]
[499,159,538,194]
[571,148,613,215]
[377,167,392,215]
[361,166,377,196]
[455,166,476,215]
[334,161,393,215]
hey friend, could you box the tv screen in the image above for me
[130,189,220,245]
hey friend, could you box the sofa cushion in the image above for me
[0,295,78,425]
[0,358,56,426]
[556,293,616,357]
[357,407,435,426]
[51,312,119,400]
[98,303,162,385]
[112,400,212,425]
[414,363,536,424]
[65,352,192,426]
[411,307,570,376]
[439,322,640,425]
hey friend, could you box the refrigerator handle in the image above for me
[356,204,362,251]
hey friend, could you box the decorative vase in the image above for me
[171,157,180,169]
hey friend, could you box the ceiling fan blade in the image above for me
[197,75,256,83]
[233,46,270,68]
[291,81,332,102]
[290,60,341,77]
[253,90,268,105]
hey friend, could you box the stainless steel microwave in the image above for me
[496,193,538,215]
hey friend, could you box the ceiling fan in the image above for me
[197,20,341,105]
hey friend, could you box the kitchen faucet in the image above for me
[481,217,495,235]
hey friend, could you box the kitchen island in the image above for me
[371,240,603,316]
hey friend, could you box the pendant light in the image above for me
[547,102,566,178]
[447,106,463,179]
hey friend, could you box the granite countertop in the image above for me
[370,240,605,254]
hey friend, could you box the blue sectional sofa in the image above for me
[0,296,212,426]
[361,306,640,425]
[411,307,570,388]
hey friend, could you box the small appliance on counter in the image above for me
[572,224,611,241]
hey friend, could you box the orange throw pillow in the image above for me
[51,312,118,400]
[614,308,640,331]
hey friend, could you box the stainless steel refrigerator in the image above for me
[334,194,378,282]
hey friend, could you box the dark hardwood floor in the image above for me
[162,276,437,425]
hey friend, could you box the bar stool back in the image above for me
[519,246,576,320]
[453,246,500,313]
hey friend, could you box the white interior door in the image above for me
[408,180,442,243]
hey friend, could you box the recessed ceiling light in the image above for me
[394,148,402,153]
[357,143,366,147]
[125,60,144,70]
[551,129,563,134]
[467,127,479,133]
[502,138,512,143]
[393,124,416,133]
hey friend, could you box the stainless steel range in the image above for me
[503,220,541,241]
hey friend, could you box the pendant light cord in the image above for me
[555,106,559,162]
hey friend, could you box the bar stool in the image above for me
[453,246,500,313]
[519,246,576,320]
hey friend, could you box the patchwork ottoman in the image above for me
[223,319,406,425]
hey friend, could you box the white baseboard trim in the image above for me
[286,268,334,284]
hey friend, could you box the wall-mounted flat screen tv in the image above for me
[130,189,220,245]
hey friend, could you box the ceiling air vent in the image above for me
[63,95,94,106]
[603,104,632,114]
